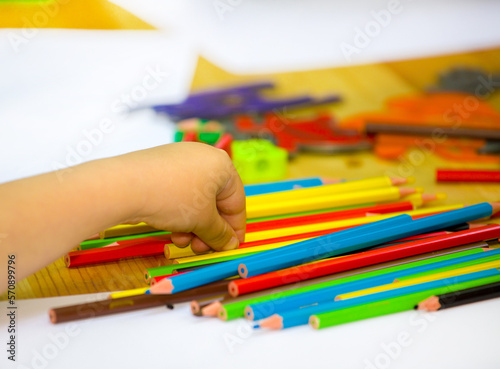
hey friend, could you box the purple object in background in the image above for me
[147,81,341,120]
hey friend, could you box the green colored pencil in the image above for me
[217,247,483,321]
[310,274,500,329]
[396,252,500,282]
[79,231,170,250]
[145,251,262,282]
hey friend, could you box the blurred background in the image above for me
[1,0,500,184]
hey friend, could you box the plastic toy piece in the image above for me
[231,140,288,184]
[428,67,500,95]
[174,118,232,156]
[235,113,372,156]
[148,81,341,121]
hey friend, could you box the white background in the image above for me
[1,1,500,368]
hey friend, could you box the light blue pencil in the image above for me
[149,215,411,294]
[239,202,496,278]
[247,248,500,320]
[255,267,500,329]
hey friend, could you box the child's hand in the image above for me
[121,142,246,253]
[0,142,246,286]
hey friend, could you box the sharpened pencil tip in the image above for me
[253,324,260,329]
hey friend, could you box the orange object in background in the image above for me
[342,93,500,132]
[343,92,500,162]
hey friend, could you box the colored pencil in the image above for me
[230,224,500,296]
[144,253,258,284]
[245,201,417,233]
[49,279,230,324]
[183,244,485,320]
[99,223,158,239]
[238,203,499,278]
[257,267,500,329]
[246,176,410,207]
[247,203,377,223]
[169,205,456,263]
[65,241,167,268]
[244,177,325,196]
[79,231,170,250]
[308,275,500,330]
[245,248,500,321]
[437,169,500,183]
[109,287,150,299]
[416,281,500,311]
[246,186,418,219]
[336,259,500,301]
[149,215,412,294]
[244,204,459,243]
[219,247,485,321]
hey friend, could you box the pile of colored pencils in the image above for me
[50,176,500,331]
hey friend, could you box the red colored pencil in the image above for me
[227,224,500,297]
[71,211,449,268]
[246,201,415,233]
[65,241,166,268]
[437,169,500,183]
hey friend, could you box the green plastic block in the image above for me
[231,139,288,184]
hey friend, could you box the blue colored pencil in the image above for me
[149,215,411,294]
[244,177,325,196]
[239,203,496,278]
[255,267,500,329]
[246,248,500,320]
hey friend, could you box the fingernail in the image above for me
[221,237,239,251]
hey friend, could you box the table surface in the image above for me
[3,46,500,301]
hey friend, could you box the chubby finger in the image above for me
[170,232,194,248]
[194,210,240,252]
[190,237,213,254]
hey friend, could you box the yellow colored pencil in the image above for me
[246,176,412,207]
[171,237,316,264]
[108,287,149,299]
[168,204,462,262]
[245,204,462,243]
[246,186,421,219]
[99,223,157,239]
[336,259,500,301]
[167,244,197,259]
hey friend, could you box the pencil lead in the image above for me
[253,324,261,329]
[166,304,174,310]
[145,290,151,295]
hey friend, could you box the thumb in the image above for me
[191,211,240,253]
